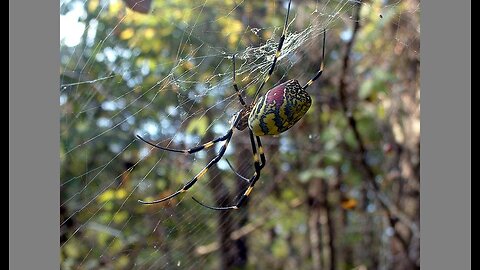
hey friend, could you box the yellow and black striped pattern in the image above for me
[248,80,311,136]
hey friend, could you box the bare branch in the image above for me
[337,0,419,258]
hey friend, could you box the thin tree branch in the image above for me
[194,199,305,257]
[337,1,419,258]
[194,217,267,256]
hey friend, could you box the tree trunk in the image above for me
[308,187,323,270]
[204,129,247,269]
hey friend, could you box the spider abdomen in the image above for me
[248,80,311,136]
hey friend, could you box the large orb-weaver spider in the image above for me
[137,0,326,210]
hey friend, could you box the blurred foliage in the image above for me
[61,0,420,269]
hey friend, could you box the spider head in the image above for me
[233,105,253,131]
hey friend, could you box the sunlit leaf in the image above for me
[185,116,209,136]
[120,28,135,40]
[98,189,115,203]
[88,0,99,13]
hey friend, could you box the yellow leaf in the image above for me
[88,0,99,13]
[152,41,162,53]
[96,231,110,247]
[115,188,127,200]
[120,28,135,40]
[98,189,115,202]
[218,17,243,48]
[109,0,122,15]
[144,28,155,39]
[186,116,209,137]
[110,238,124,253]
[113,211,129,224]
[115,255,130,268]
[64,239,82,258]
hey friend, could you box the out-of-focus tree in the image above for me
[61,0,419,269]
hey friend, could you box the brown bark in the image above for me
[308,177,335,270]
[335,167,354,269]
[320,178,336,270]
[204,130,247,270]
[335,2,420,269]
[308,183,323,270]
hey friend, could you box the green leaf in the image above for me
[359,69,394,100]
[359,78,374,99]
[185,116,209,136]
[299,169,328,183]
[272,239,289,258]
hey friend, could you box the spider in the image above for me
[137,0,326,210]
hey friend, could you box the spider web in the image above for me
[60,0,420,269]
